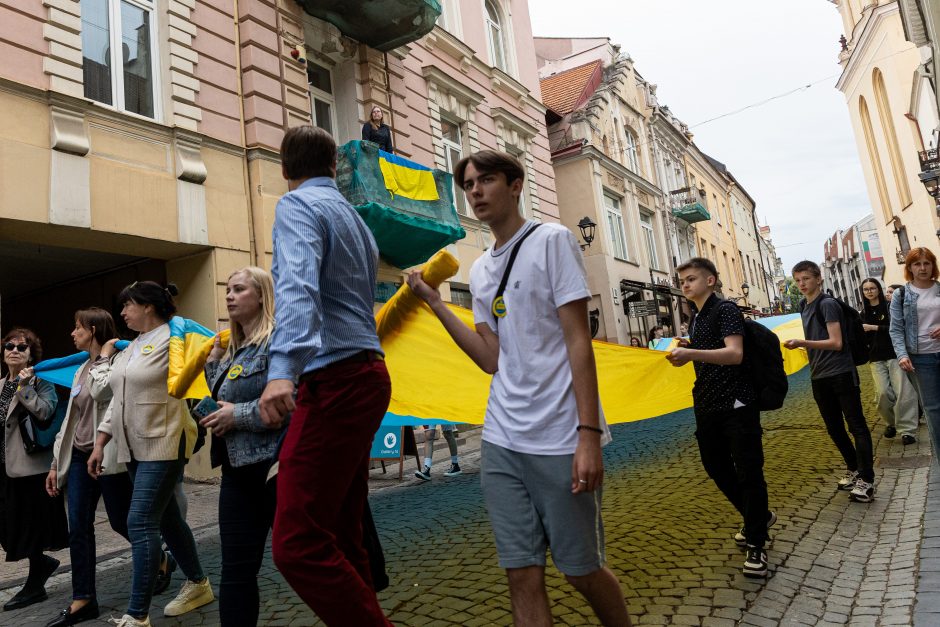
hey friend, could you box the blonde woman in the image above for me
[202,267,286,626]
[360,104,394,153]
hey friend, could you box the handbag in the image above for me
[13,401,63,455]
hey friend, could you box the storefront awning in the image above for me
[295,0,442,52]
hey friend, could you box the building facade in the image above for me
[833,0,940,283]
[0,0,555,475]
[822,213,886,308]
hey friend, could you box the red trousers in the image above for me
[271,359,392,626]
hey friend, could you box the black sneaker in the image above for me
[902,434,917,445]
[154,551,177,595]
[734,510,777,547]
[884,426,897,438]
[743,545,768,578]
[443,463,462,477]
[414,466,431,481]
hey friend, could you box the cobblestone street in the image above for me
[2,368,936,626]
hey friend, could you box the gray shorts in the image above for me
[480,440,606,576]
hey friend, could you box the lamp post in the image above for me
[741,282,749,308]
[577,216,596,250]
[918,149,940,219]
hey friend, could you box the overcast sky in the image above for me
[528,0,871,272]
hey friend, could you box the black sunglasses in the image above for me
[3,343,28,352]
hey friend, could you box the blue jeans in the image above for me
[125,441,204,618]
[911,353,940,464]
[67,448,133,600]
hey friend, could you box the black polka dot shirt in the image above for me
[689,294,756,415]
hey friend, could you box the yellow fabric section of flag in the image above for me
[167,325,231,400]
[378,155,440,201]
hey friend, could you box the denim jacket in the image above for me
[205,340,287,468]
[889,281,940,359]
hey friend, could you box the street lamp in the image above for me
[741,282,749,308]
[918,149,940,217]
[577,216,596,250]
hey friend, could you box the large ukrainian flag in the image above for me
[377,149,440,201]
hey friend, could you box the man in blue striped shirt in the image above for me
[260,125,392,626]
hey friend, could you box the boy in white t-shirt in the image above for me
[407,151,632,626]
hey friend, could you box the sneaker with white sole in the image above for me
[108,615,152,627]
[414,465,431,481]
[734,510,777,547]
[163,578,214,617]
[837,470,859,491]
[742,545,768,578]
[443,463,462,477]
[849,478,875,503]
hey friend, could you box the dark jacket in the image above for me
[362,122,394,153]
[862,302,896,362]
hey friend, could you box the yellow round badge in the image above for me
[141,344,155,355]
[491,296,507,318]
[227,365,244,380]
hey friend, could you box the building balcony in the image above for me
[336,140,465,269]
[295,0,441,52]
[669,187,711,224]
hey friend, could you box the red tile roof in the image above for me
[539,60,603,116]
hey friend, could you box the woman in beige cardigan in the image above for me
[44,308,134,627]
[0,327,68,611]
[87,282,212,627]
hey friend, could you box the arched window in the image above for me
[873,68,913,207]
[859,95,893,223]
[485,0,507,72]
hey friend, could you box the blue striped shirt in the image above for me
[268,177,383,382]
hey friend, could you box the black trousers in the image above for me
[811,371,874,483]
[695,405,769,547]
[218,459,276,627]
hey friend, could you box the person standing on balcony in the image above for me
[407,150,632,626]
[361,105,394,153]
[260,125,391,626]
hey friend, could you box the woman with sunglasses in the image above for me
[44,308,135,626]
[0,328,67,611]
[86,282,212,627]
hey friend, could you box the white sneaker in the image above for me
[108,615,152,627]
[837,470,859,490]
[850,479,875,503]
[164,578,214,617]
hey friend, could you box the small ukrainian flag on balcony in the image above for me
[378,149,440,202]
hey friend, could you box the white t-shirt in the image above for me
[911,284,940,354]
[470,221,612,455]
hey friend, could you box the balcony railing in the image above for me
[669,187,711,224]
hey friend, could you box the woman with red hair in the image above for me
[889,247,940,460]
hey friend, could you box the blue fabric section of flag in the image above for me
[378,149,431,170]
[33,340,129,388]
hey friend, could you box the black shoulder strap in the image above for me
[493,224,541,326]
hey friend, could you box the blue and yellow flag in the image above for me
[378,149,439,202]
[166,317,221,400]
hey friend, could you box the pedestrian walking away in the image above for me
[889,247,940,463]
[407,149,633,626]
[414,424,462,481]
[666,257,774,578]
[200,267,287,627]
[259,125,392,627]
[87,282,213,627]
[44,308,133,627]
[0,328,68,612]
[785,260,875,503]
[860,278,918,444]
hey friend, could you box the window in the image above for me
[450,286,472,309]
[873,69,913,207]
[441,118,466,215]
[859,96,892,222]
[81,0,157,118]
[506,145,528,217]
[624,128,639,172]
[308,62,335,135]
[640,211,659,270]
[485,0,508,72]
[713,194,720,225]
[604,193,628,260]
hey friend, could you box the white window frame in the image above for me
[640,211,659,270]
[308,61,336,136]
[441,116,467,215]
[484,0,508,73]
[505,145,529,218]
[436,0,462,36]
[81,0,161,121]
[624,128,639,173]
[603,192,628,261]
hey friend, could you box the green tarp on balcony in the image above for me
[295,0,441,52]
[336,140,465,269]
[669,187,711,224]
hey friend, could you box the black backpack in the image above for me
[807,294,869,366]
[701,301,789,412]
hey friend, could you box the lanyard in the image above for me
[491,224,541,327]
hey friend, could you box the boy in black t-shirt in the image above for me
[785,260,874,502]
[666,258,774,578]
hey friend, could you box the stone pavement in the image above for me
[1,367,936,626]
